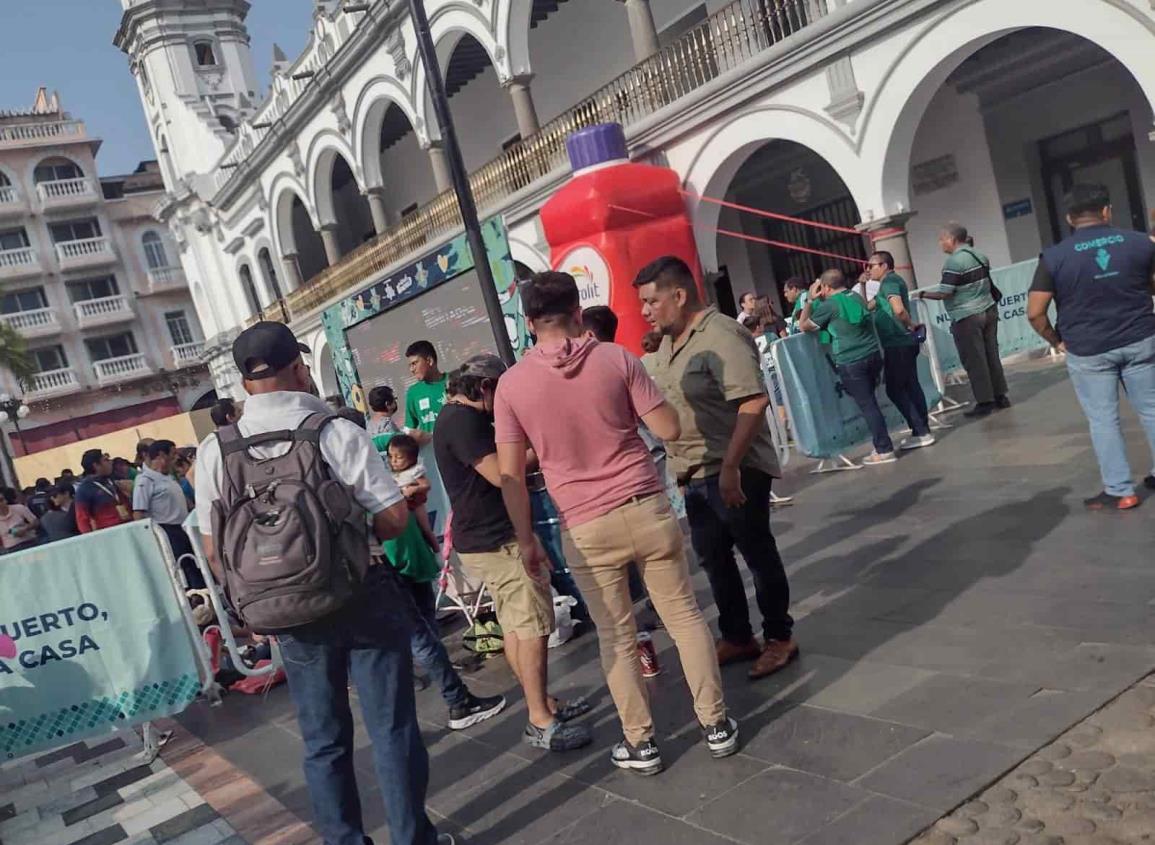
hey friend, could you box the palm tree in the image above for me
[0,323,35,385]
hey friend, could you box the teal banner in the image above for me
[919,259,1051,375]
[0,522,203,760]
[772,335,942,460]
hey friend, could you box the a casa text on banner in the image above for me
[772,334,943,460]
[0,522,203,760]
[921,259,1052,375]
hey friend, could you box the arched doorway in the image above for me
[239,264,262,317]
[711,140,867,314]
[319,152,376,255]
[437,33,519,169]
[290,194,328,283]
[890,28,1155,281]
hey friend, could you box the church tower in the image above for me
[114,0,260,190]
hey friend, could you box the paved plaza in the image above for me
[5,358,1155,845]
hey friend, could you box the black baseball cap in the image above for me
[233,321,311,380]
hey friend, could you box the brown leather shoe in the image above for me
[748,639,800,680]
[716,638,761,666]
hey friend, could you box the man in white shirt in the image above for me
[132,439,200,587]
[195,322,451,845]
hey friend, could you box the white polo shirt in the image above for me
[194,390,403,535]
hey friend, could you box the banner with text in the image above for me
[919,259,1051,375]
[772,334,943,460]
[0,522,203,760]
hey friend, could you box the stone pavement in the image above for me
[913,673,1155,845]
[9,358,1155,845]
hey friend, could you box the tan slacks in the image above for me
[565,493,726,745]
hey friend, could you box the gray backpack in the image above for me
[211,412,370,632]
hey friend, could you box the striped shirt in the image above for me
[936,246,995,322]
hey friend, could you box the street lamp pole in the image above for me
[0,394,31,485]
[407,0,517,365]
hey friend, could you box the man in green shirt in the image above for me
[865,251,934,450]
[403,340,448,446]
[800,268,896,464]
[916,223,1009,417]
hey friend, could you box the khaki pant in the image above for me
[565,493,726,745]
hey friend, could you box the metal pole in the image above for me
[408,0,516,365]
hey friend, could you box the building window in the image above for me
[49,219,101,243]
[239,265,261,317]
[0,172,10,187]
[1,288,48,314]
[30,346,69,373]
[85,332,138,362]
[194,41,218,67]
[165,310,194,346]
[0,228,30,251]
[142,231,169,269]
[258,248,283,300]
[66,275,119,303]
[33,159,83,183]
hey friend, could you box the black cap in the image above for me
[233,322,311,380]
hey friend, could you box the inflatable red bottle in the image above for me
[540,123,704,355]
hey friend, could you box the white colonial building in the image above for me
[115,0,1155,399]
[0,89,212,457]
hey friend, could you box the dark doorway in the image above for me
[1041,112,1147,241]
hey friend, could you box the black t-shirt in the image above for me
[1032,225,1155,356]
[433,403,514,554]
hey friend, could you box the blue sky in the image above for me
[0,0,316,176]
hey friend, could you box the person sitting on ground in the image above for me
[0,486,39,553]
[435,355,594,754]
[209,398,239,429]
[800,269,896,465]
[367,384,401,439]
[41,482,79,543]
[75,449,133,534]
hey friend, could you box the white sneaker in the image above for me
[863,451,898,466]
[900,434,936,451]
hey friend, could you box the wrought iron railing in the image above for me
[281,0,833,320]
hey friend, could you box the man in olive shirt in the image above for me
[916,223,1009,417]
[800,269,896,464]
[634,256,797,680]
[866,251,934,450]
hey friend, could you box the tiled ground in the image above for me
[10,359,1155,844]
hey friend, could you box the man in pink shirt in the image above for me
[495,271,735,776]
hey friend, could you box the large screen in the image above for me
[345,268,499,395]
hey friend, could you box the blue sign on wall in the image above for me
[1002,198,1034,220]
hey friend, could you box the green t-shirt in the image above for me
[404,374,448,434]
[939,246,995,322]
[809,290,880,365]
[383,514,440,582]
[874,272,917,349]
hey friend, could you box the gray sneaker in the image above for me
[524,720,593,752]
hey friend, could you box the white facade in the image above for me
[114,0,1155,399]
[0,90,211,455]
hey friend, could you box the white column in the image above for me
[319,225,342,265]
[427,143,452,194]
[366,189,389,235]
[281,254,304,291]
[623,0,660,62]
[506,76,540,139]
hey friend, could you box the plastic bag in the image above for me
[548,595,578,649]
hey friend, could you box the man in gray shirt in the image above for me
[133,439,200,587]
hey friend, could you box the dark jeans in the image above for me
[839,353,894,454]
[531,488,591,622]
[951,304,1008,405]
[883,345,931,437]
[684,467,793,644]
[403,576,469,709]
[277,568,438,845]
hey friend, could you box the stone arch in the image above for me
[269,175,327,286]
[251,237,284,304]
[499,0,535,79]
[269,175,315,258]
[307,132,363,225]
[353,79,427,190]
[26,153,85,187]
[863,0,1155,213]
[413,6,506,136]
[678,106,868,271]
[312,333,341,401]
[507,234,550,274]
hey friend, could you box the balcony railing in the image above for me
[0,247,38,278]
[147,265,185,292]
[94,353,150,385]
[73,294,134,328]
[281,0,832,319]
[171,341,205,367]
[24,368,80,399]
[1,307,60,337]
[0,120,86,149]
[0,185,19,207]
[37,177,96,207]
[55,236,115,267]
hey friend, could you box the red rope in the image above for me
[682,191,863,236]
[716,228,867,266]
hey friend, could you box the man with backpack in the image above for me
[194,322,452,845]
[916,222,1010,418]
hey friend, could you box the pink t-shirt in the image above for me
[494,336,666,528]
